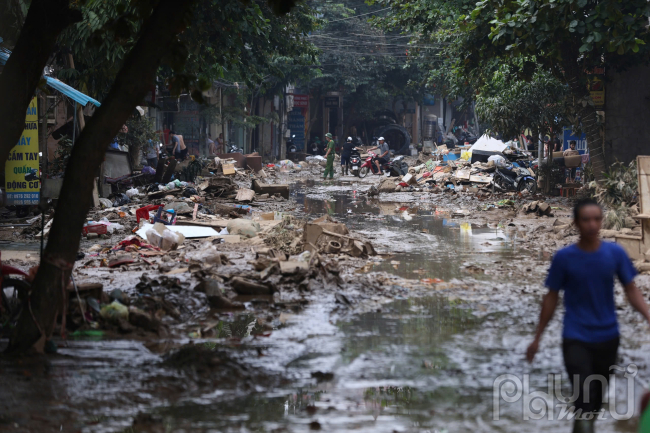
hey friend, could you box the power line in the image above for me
[323,7,391,23]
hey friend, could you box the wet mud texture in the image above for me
[1,174,650,433]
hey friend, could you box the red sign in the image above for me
[294,94,309,108]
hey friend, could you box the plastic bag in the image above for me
[145,222,185,251]
[112,193,130,207]
[125,187,140,198]
[186,245,222,265]
[100,300,129,324]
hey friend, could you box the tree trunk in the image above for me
[6,0,198,354]
[560,46,605,181]
[0,0,81,169]
[565,74,605,180]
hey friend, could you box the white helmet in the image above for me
[347,136,352,142]
[378,137,385,141]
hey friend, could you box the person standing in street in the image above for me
[323,132,335,180]
[527,198,650,433]
[144,139,159,168]
[340,136,354,176]
[216,133,224,154]
[170,130,188,161]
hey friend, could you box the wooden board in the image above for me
[251,179,289,199]
[235,188,256,202]
[638,156,650,214]
[454,168,471,181]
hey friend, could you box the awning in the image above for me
[0,38,10,66]
[0,40,101,107]
[45,76,101,107]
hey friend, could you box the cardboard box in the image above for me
[222,163,236,175]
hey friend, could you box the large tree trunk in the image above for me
[560,46,606,181]
[0,0,81,169]
[6,0,197,354]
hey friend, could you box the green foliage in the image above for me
[115,115,159,167]
[589,161,638,208]
[470,0,650,70]
[56,0,320,101]
[49,135,74,175]
[304,1,425,130]
[475,65,569,139]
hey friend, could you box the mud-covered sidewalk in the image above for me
[1,164,650,433]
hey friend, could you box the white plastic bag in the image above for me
[126,187,140,198]
[145,222,185,251]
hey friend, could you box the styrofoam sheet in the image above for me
[136,223,219,239]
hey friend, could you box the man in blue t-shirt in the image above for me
[527,198,650,433]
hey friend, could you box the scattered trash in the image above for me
[226,219,261,238]
[100,300,129,324]
[143,223,186,251]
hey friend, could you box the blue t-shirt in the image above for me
[546,242,637,343]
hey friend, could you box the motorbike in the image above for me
[359,151,391,178]
[349,148,362,177]
[228,142,244,154]
[0,252,30,327]
[492,163,537,194]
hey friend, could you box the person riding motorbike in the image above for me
[340,137,356,176]
[368,136,390,175]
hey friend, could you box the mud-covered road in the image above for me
[2,173,650,433]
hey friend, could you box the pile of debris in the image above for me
[376,146,534,195]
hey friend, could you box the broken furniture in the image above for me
[616,155,649,260]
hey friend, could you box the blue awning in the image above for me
[0,41,101,107]
[45,76,101,107]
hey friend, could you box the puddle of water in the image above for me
[292,181,518,281]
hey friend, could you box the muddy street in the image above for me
[2,173,650,433]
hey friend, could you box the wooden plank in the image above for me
[251,179,289,199]
[235,188,256,202]
[637,156,650,214]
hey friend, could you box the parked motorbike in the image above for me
[492,164,537,194]
[359,151,391,178]
[0,252,30,326]
[228,142,244,154]
[349,148,362,177]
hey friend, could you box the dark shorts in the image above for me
[341,155,350,166]
[563,337,619,415]
[175,148,188,161]
[377,157,388,165]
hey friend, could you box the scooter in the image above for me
[349,148,362,177]
[492,164,537,194]
[359,152,391,178]
[0,252,30,325]
[228,142,244,154]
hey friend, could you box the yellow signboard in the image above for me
[6,98,40,205]
[589,75,605,110]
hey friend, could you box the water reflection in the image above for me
[292,183,518,281]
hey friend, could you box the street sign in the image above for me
[324,96,339,108]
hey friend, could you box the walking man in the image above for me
[527,198,650,433]
[323,132,335,180]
